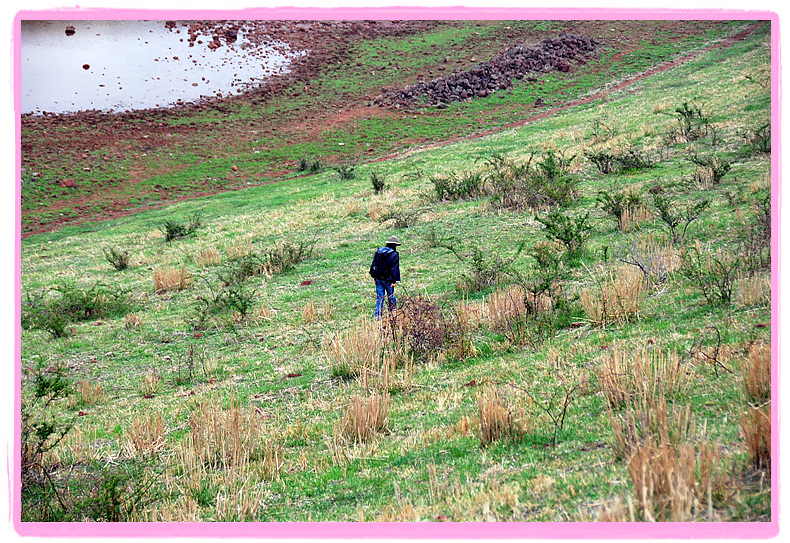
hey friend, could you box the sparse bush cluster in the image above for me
[585,146,654,175]
[22,281,132,338]
[427,151,579,211]
[161,212,203,242]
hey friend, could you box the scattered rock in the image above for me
[375,33,600,109]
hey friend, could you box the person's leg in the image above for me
[375,280,386,319]
[385,283,397,313]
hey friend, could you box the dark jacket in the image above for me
[369,246,400,283]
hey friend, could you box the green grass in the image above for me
[18,22,772,525]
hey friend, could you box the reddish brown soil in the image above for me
[19,20,765,239]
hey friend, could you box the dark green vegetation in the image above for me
[19,20,772,524]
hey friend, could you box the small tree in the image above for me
[536,209,594,261]
[652,193,710,245]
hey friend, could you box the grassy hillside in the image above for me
[19,22,772,524]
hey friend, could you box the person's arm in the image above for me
[392,253,400,286]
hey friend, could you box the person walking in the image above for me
[369,235,401,319]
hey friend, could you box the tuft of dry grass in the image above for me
[608,394,696,461]
[486,286,529,331]
[124,312,143,329]
[741,404,771,472]
[456,298,489,329]
[340,393,391,443]
[367,202,387,222]
[581,265,647,326]
[302,301,317,324]
[619,204,653,233]
[225,235,253,260]
[628,440,704,522]
[141,371,160,397]
[743,342,771,404]
[194,246,221,268]
[476,386,528,447]
[597,343,692,409]
[187,397,267,470]
[323,318,385,379]
[153,265,192,293]
[736,272,771,307]
[125,412,166,456]
[67,380,106,409]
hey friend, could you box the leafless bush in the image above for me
[387,293,474,362]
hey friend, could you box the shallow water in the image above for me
[20,20,298,115]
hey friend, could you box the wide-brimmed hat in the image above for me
[386,236,402,245]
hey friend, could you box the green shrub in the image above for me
[597,190,642,231]
[585,149,618,174]
[22,281,132,338]
[298,156,323,173]
[652,193,710,245]
[739,122,771,155]
[370,169,389,194]
[430,170,485,201]
[102,246,130,271]
[161,212,202,242]
[667,101,710,142]
[688,153,732,187]
[378,206,424,228]
[332,162,356,180]
[536,209,594,261]
[680,243,741,306]
[264,240,315,274]
[482,151,578,210]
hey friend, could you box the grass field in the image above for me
[18,20,773,527]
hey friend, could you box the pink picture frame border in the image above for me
[10,4,781,539]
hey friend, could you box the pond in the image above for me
[19,20,300,115]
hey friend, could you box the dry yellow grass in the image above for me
[736,272,771,307]
[743,342,771,403]
[340,393,391,443]
[619,204,653,233]
[597,343,692,408]
[153,265,192,292]
[323,317,385,378]
[124,412,166,456]
[741,404,771,472]
[581,265,648,326]
[476,386,528,447]
[224,235,253,260]
[124,312,143,329]
[67,380,106,409]
[608,394,696,461]
[487,285,528,331]
[194,246,221,268]
[627,438,722,521]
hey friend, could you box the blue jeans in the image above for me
[374,280,397,319]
